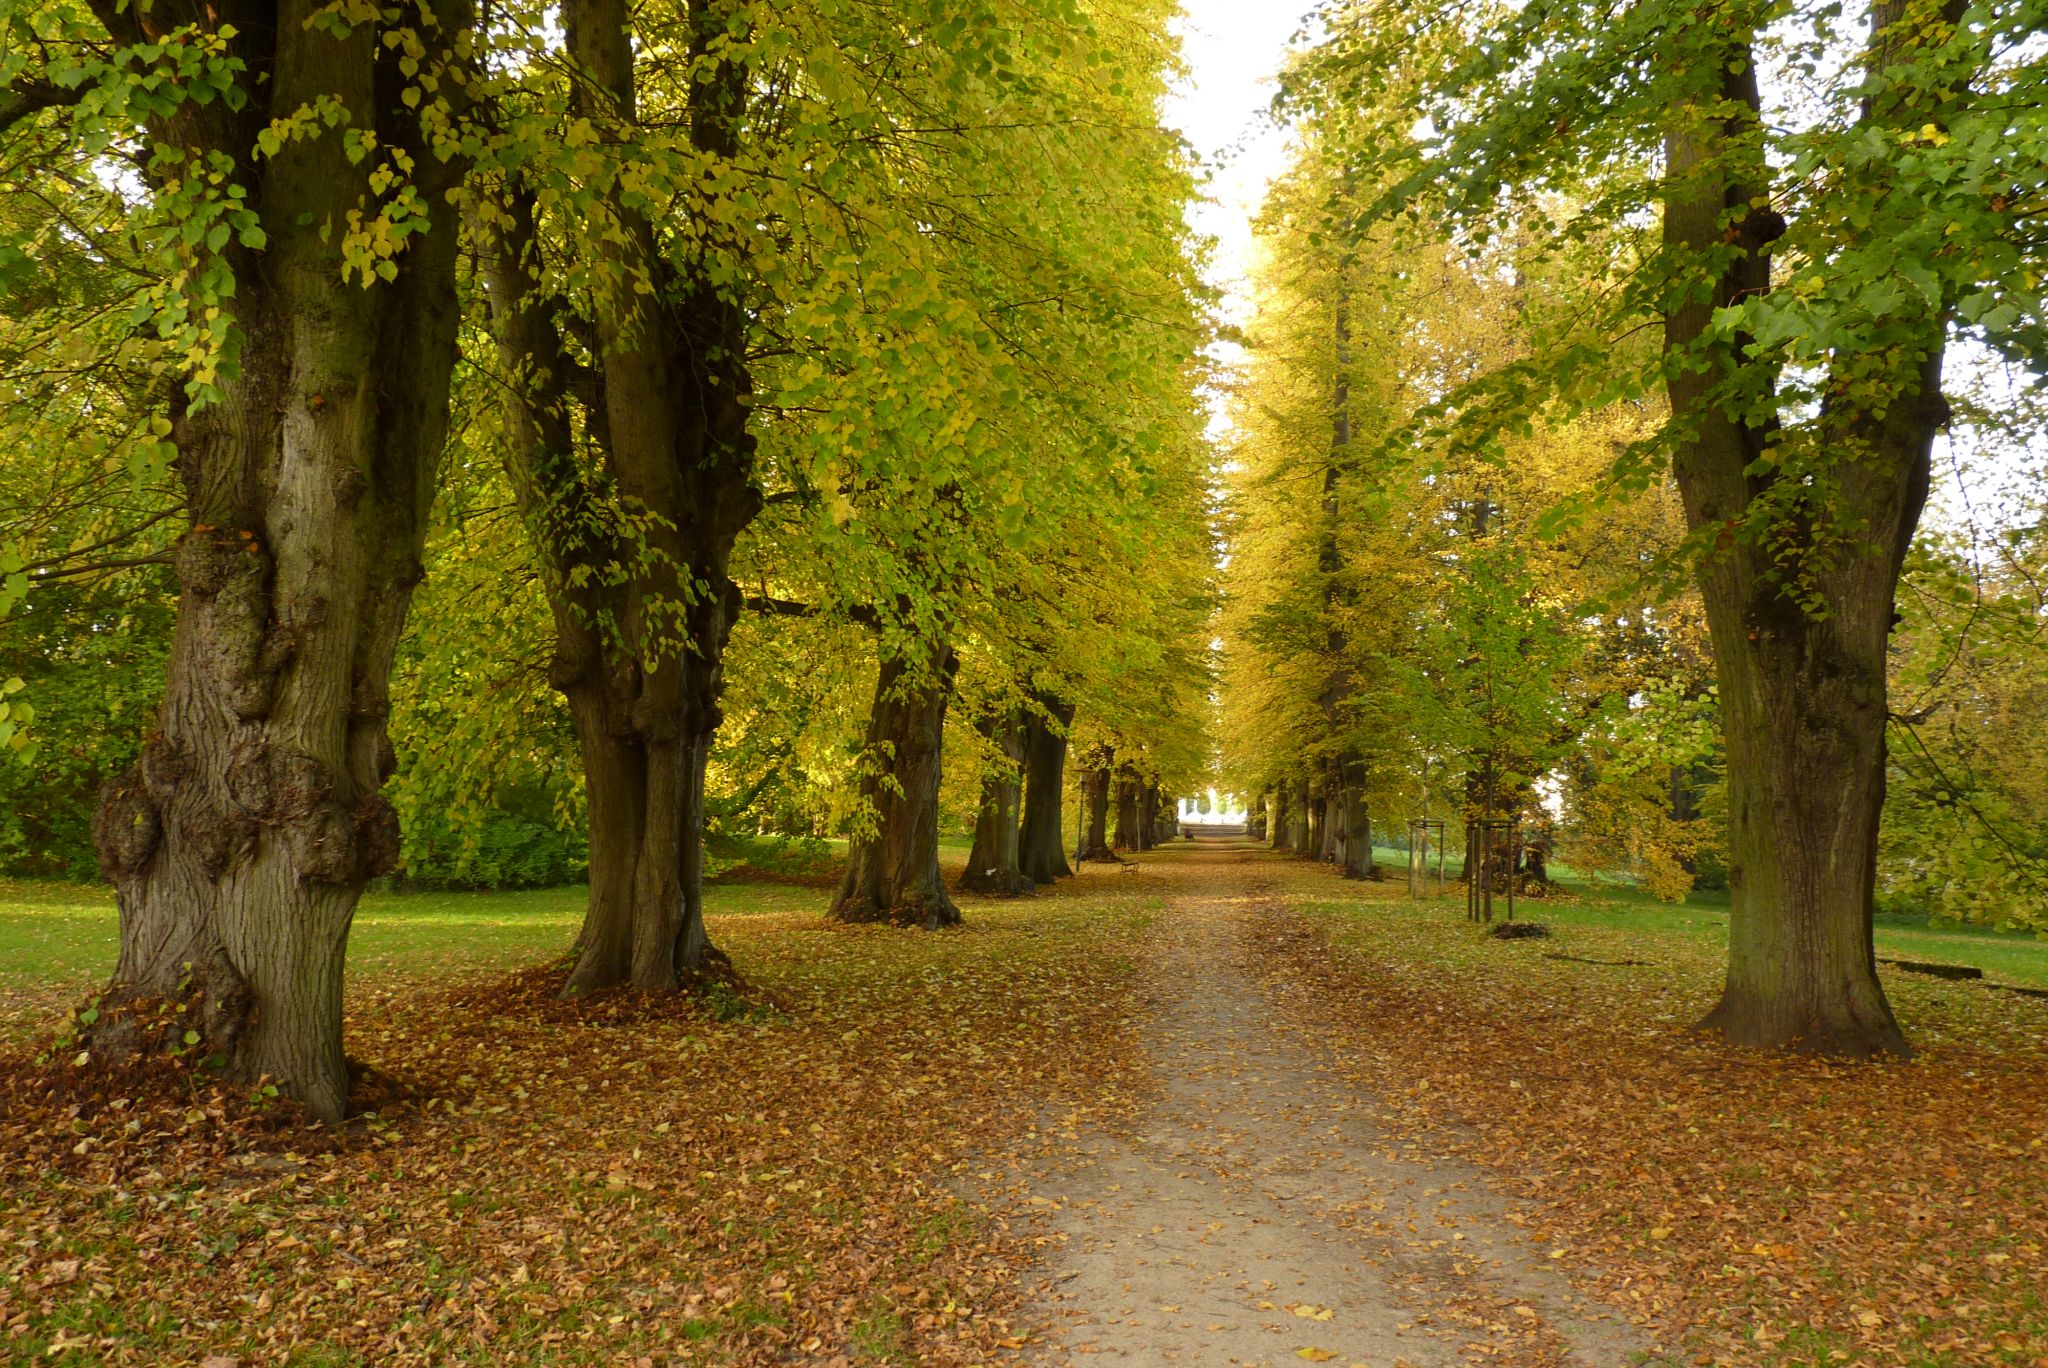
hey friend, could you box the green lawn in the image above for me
[1369,844,2048,990]
[10,843,2044,1031]
[0,876,832,1038]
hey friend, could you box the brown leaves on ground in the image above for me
[1256,861,2048,1368]
[0,882,1151,1365]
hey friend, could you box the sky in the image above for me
[1160,1,1304,348]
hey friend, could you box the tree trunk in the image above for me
[960,708,1032,896]
[1293,779,1316,857]
[85,0,470,1122]
[1112,769,1142,852]
[478,0,761,995]
[830,642,962,928]
[1017,694,1075,883]
[1662,6,1955,1056]
[555,691,644,988]
[1318,762,1342,863]
[1080,760,1115,862]
[1248,790,1268,842]
[1135,782,1158,851]
[1339,760,1374,879]
[1269,784,1291,851]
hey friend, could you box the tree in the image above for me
[476,0,774,994]
[1880,530,2048,933]
[1291,0,2046,1053]
[959,703,1032,896]
[829,639,961,927]
[2,0,477,1118]
[1219,117,1713,913]
[1017,692,1077,884]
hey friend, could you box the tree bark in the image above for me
[84,0,470,1122]
[1017,693,1075,883]
[1663,3,1959,1057]
[1080,759,1116,862]
[830,641,962,928]
[1319,761,1343,863]
[1248,790,1268,842]
[960,708,1032,896]
[1269,784,1291,851]
[1293,779,1316,857]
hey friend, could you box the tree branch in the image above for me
[0,80,79,135]
[742,594,880,630]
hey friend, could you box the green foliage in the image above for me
[460,0,1215,845]
[0,0,1213,910]
[1880,532,2048,933]
[396,802,587,893]
[1218,137,1719,889]
[0,581,171,878]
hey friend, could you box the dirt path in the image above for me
[1020,842,1644,1367]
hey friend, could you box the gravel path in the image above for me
[1021,842,1645,1367]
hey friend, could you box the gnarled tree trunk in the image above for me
[1017,693,1075,883]
[960,707,1031,897]
[86,0,471,1122]
[830,641,962,928]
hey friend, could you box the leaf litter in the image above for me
[0,884,1152,1364]
[1258,858,2048,1368]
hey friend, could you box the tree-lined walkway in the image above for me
[1019,841,1644,1366]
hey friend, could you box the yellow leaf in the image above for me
[1297,1350,1339,1363]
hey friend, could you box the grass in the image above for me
[1370,844,2048,989]
[0,873,832,1044]
[0,859,1155,1366]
